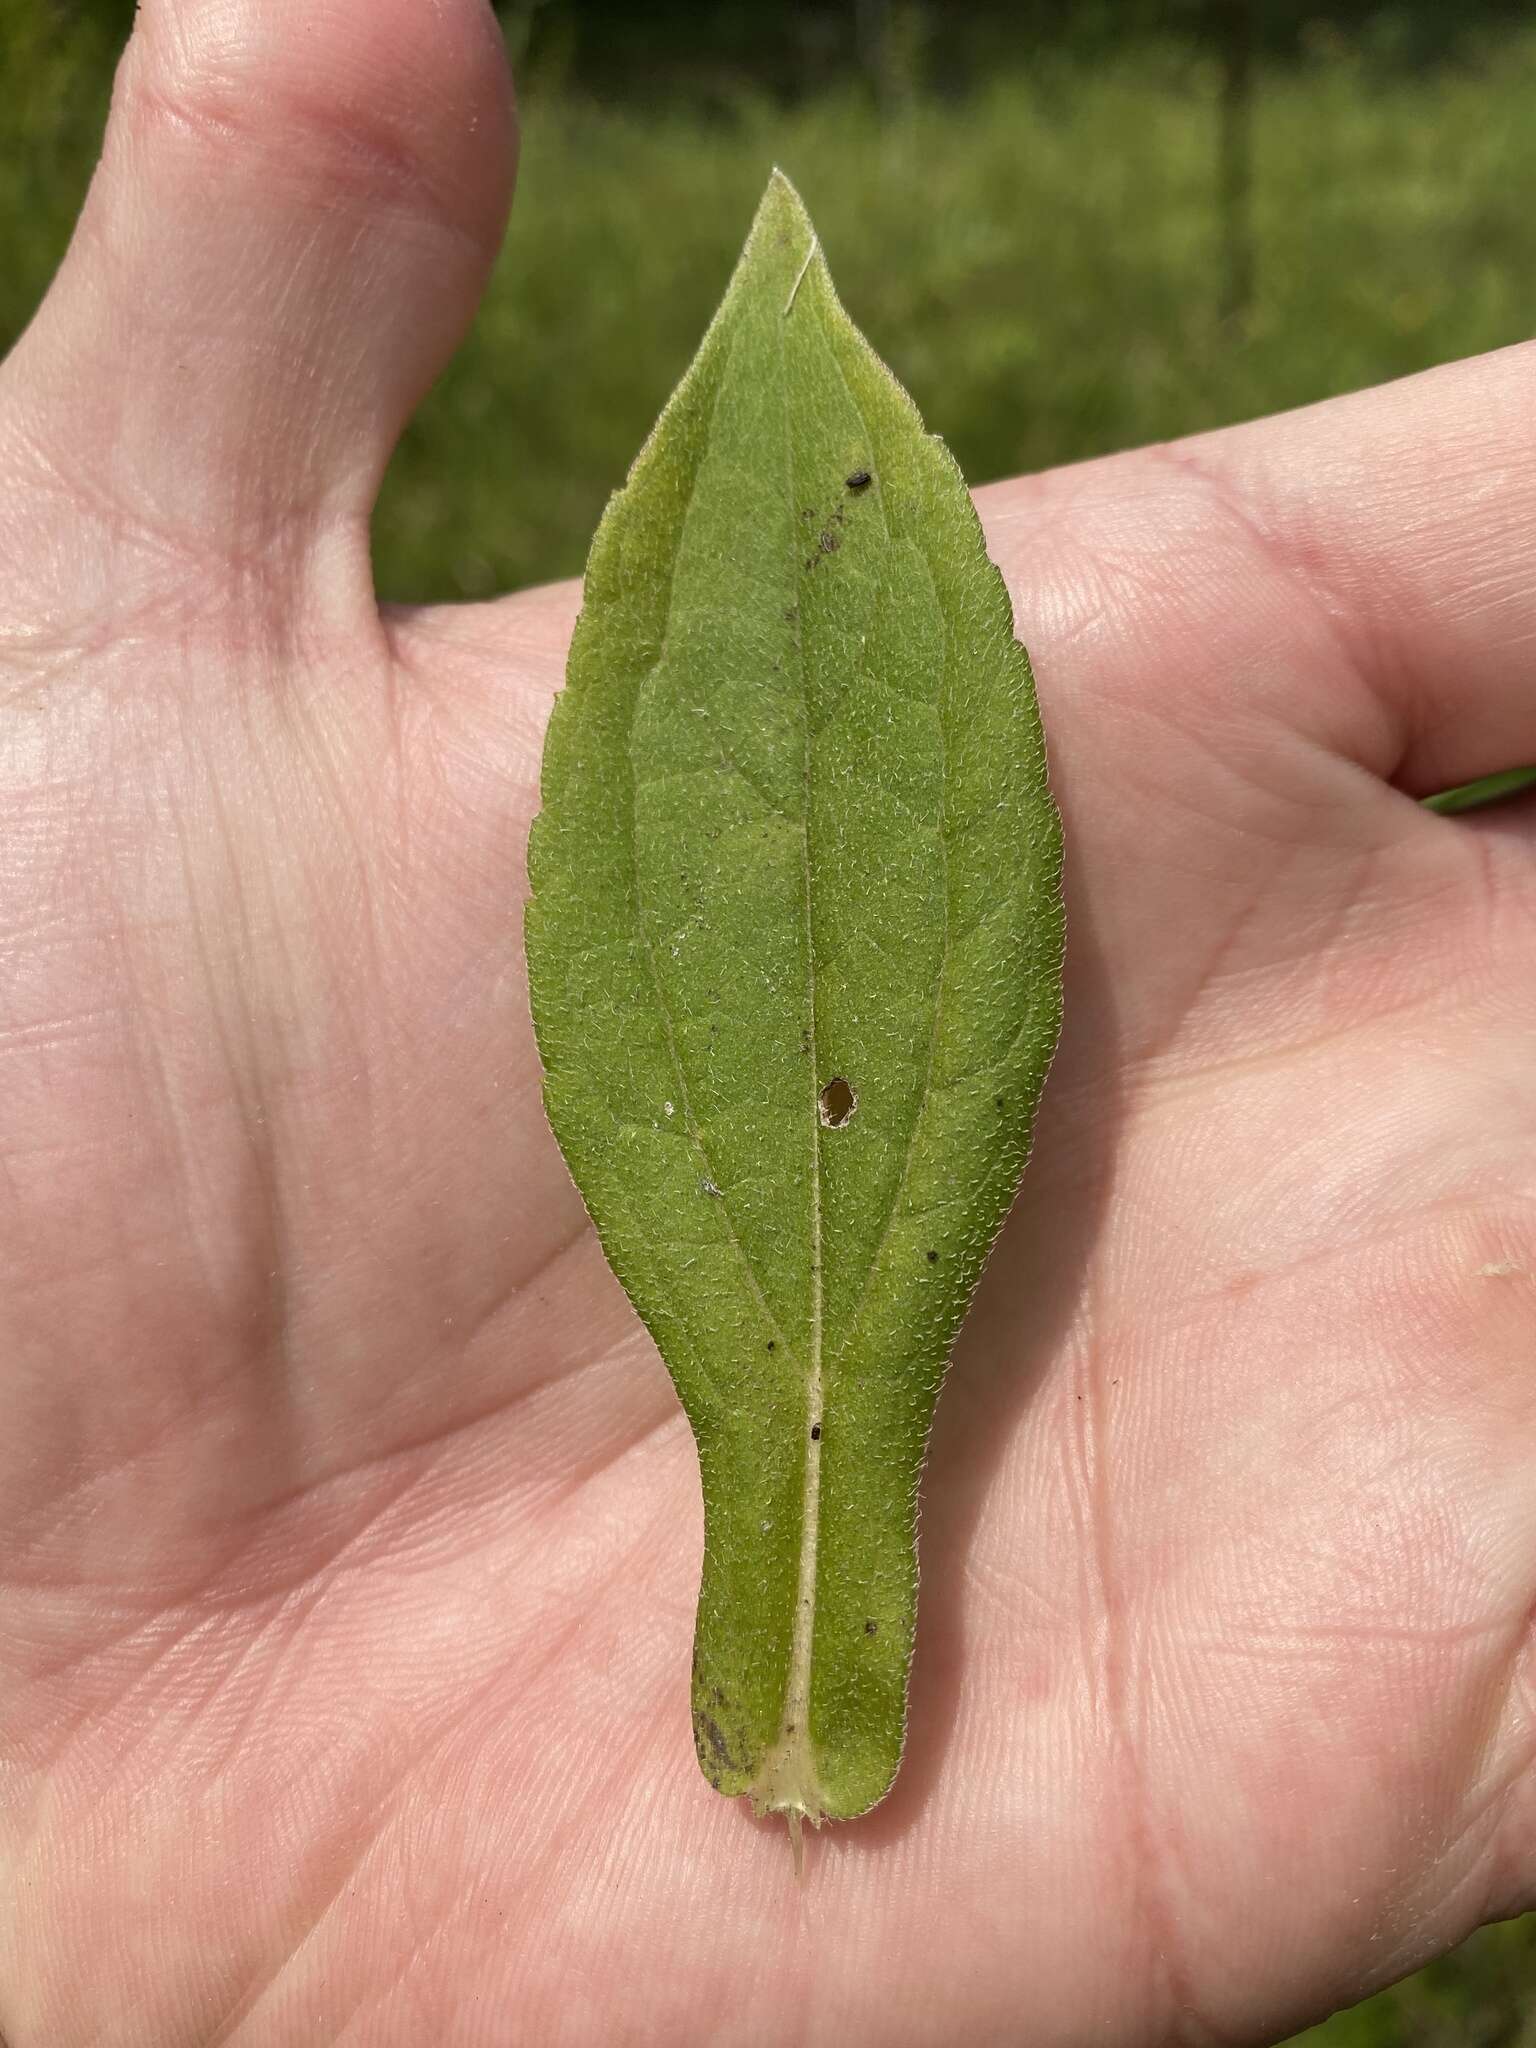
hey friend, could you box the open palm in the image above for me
[3,6,1533,2044]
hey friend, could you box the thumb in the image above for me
[0,0,514,585]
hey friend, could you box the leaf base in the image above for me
[747,1728,831,1876]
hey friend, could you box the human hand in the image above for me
[1,4,1532,2043]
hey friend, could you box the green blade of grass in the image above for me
[1422,767,1536,815]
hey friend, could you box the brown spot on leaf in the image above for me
[696,1711,740,1775]
[819,1077,856,1128]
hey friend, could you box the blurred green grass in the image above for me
[1,11,1533,2042]
[382,33,1536,601]
[1287,1917,1536,2047]
[8,16,1536,605]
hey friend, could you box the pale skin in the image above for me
[1,2,1533,2043]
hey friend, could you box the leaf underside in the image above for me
[525,171,1064,1831]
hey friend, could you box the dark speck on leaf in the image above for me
[811,1424,821,1441]
[926,1249,938,1263]
[995,1095,1005,1109]
[819,1076,856,1127]
[766,1340,776,1352]
[697,1713,737,1770]
[846,469,873,491]
[864,1618,878,1635]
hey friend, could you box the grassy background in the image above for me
[378,32,1536,603]
[1,6,1533,2040]
[8,11,1536,605]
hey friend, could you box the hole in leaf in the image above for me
[818,1076,856,1128]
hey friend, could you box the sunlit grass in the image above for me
[8,23,1536,610]
[370,34,1536,601]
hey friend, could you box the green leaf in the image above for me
[525,170,1064,1851]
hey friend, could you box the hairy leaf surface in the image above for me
[525,171,1063,1845]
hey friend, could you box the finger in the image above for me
[0,0,513,588]
[1165,341,1536,799]
[980,342,1536,812]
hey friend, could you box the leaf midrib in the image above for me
[776,249,826,1796]
[622,243,958,1811]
